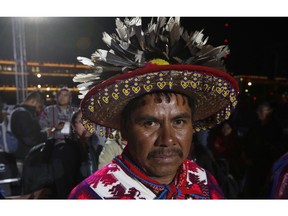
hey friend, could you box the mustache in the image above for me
[147,147,183,159]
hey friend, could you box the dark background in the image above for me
[1,17,288,78]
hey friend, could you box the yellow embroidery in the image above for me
[157,81,166,89]
[122,88,131,96]
[102,96,109,103]
[88,105,94,112]
[144,84,153,92]
[132,86,141,94]
[181,80,189,89]
[112,92,119,100]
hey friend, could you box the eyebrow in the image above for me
[134,112,192,123]
[134,115,158,124]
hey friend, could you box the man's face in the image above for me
[57,90,70,106]
[35,100,44,113]
[257,105,272,121]
[73,112,92,139]
[124,93,193,184]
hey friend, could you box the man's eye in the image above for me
[144,121,156,127]
[174,119,185,126]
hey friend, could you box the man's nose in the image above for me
[156,123,174,146]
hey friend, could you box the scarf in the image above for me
[113,148,217,199]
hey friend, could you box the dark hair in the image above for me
[121,91,196,129]
[56,87,72,104]
[25,91,44,103]
[71,110,81,126]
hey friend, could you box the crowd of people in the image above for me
[1,87,288,199]
[1,17,288,199]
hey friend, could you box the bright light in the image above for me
[245,89,249,93]
[248,82,252,86]
[46,87,50,91]
[46,94,50,98]
[37,73,41,78]
[37,84,41,88]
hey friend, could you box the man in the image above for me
[241,102,285,198]
[39,87,78,144]
[69,17,238,199]
[10,91,52,173]
[11,91,51,161]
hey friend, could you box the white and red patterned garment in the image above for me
[69,150,224,199]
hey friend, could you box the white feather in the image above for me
[78,90,89,99]
[77,56,95,67]
[102,32,112,46]
[115,18,128,41]
[135,50,144,63]
[77,81,94,90]
[73,73,101,83]
[192,30,209,46]
[92,49,108,61]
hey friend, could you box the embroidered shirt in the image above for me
[69,151,224,199]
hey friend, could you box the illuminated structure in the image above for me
[0,59,90,105]
[1,58,288,106]
[12,17,27,104]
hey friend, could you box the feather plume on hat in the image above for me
[74,17,238,133]
[74,17,230,99]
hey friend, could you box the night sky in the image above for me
[1,17,288,78]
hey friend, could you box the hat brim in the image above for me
[80,64,239,132]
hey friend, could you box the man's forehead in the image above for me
[59,90,70,95]
[136,92,189,106]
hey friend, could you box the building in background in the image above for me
[0,59,90,106]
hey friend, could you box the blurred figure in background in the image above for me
[98,130,127,169]
[241,101,285,198]
[208,120,245,181]
[10,91,52,173]
[39,87,78,145]
[50,110,104,198]
[66,110,104,175]
[21,110,104,198]
[264,151,288,198]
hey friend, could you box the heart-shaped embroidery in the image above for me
[216,87,224,94]
[102,96,109,103]
[157,81,166,89]
[88,105,94,112]
[180,81,188,89]
[222,90,230,97]
[112,92,119,100]
[144,84,153,92]
[122,88,131,96]
[191,81,198,89]
[230,95,236,102]
[132,86,141,94]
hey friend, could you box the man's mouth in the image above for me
[147,147,183,161]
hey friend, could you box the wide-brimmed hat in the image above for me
[74,17,239,133]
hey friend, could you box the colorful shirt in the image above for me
[39,104,78,142]
[69,151,224,199]
[268,152,288,198]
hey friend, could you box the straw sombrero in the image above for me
[73,17,239,134]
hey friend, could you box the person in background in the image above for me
[67,110,104,175]
[68,17,239,199]
[47,110,103,198]
[241,101,285,198]
[39,87,78,145]
[263,151,288,198]
[98,130,127,169]
[10,91,52,173]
